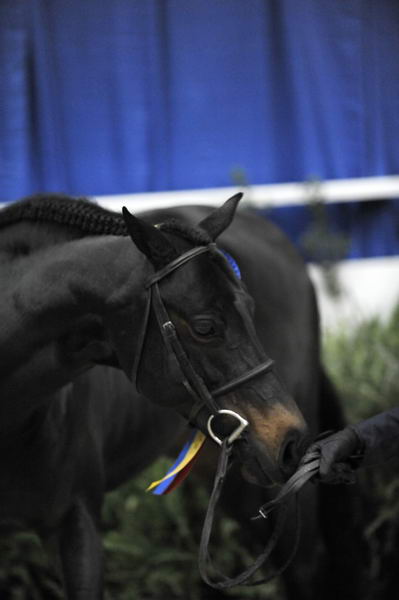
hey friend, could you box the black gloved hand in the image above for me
[302,427,362,484]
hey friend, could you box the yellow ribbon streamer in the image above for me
[146,430,206,492]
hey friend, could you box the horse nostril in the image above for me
[279,433,302,477]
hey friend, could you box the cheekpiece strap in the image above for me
[151,283,219,415]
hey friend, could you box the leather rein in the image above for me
[133,243,314,588]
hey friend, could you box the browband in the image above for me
[146,245,214,288]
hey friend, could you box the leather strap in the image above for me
[212,360,274,397]
[146,245,213,287]
[252,453,320,520]
[131,291,152,388]
[198,440,302,588]
[149,262,274,427]
[152,282,220,415]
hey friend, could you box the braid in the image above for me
[0,194,127,236]
[0,194,211,248]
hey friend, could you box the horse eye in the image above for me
[192,318,217,338]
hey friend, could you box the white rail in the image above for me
[97,175,399,212]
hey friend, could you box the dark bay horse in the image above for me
[140,204,364,599]
[0,193,313,599]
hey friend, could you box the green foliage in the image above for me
[323,303,399,423]
[102,459,201,600]
[0,530,62,599]
[101,460,281,599]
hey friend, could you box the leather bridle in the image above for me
[133,243,274,439]
[132,242,305,588]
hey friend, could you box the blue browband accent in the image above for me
[220,249,241,280]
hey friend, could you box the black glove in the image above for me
[302,427,363,484]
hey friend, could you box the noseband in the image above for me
[133,243,274,442]
[133,243,303,588]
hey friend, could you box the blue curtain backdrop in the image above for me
[0,0,398,258]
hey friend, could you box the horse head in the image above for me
[121,194,308,486]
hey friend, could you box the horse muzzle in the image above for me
[234,408,309,487]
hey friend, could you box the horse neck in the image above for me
[0,223,148,431]
[0,219,81,257]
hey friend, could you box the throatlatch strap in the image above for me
[131,291,152,388]
[198,440,302,589]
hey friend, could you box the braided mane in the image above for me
[0,194,211,246]
[0,194,128,236]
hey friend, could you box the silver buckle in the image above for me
[207,409,249,446]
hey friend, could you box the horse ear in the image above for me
[122,206,177,269]
[198,193,243,241]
